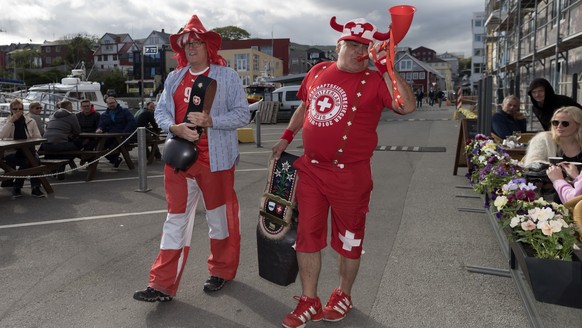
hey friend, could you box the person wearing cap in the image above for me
[272,17,415,327]
[133,14,249,303]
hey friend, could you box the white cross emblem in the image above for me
[339,230,361,251]
[350,24,365,36]
[317,96,333,112]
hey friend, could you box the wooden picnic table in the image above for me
[79,132,135,181]
[0,138,56,193]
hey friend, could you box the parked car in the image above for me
[272,85,301,122]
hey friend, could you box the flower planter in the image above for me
[509,241,582,309]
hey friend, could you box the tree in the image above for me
[63,33,98,68]
[211,26,250,40]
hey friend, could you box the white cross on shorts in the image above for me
[339,230,361,251]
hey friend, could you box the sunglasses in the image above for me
[551,120,572,128]
[12,108,24,111]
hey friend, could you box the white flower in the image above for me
[510,216,522,228]
[528,207,555,222]
[538,220,563,236]
[494,196,508,209]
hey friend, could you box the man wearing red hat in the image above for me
[273,16,416,327]
[133,14,250,302]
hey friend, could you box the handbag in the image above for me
[163,74,217,172]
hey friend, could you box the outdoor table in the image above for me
[0,138,55,193]
[498,145,526,161]
[79,132,135,181]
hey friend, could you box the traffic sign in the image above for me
[144,45,158,54]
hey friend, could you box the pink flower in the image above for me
[521,220,537,231]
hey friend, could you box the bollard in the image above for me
[255,109,262,147]
[136,127,152,192]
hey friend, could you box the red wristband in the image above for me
[281,129,294,143]
[374,57,388,75]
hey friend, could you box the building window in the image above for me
[413,72,419,79]
[234,53,249,71]
[473,49,483,56]
[398,59,412,71]
[113,55,118,60]
[261,45,273,56]
[253,54,259,71]
[474,19,482,27]
[419,72,425,79]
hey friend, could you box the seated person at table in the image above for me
[134,101,161,158]
[492,95,527,139]
[523,106,582,167]
[0,98,45,199]
[528,77,582,131]
[75,99,101,150]
[42,100,82,155]
[96,96,136,167]
[27,101,45,136]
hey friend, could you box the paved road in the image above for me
[0,104,579,327]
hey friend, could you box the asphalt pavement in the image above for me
[0,103,580,327]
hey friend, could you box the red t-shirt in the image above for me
[298,62,393,164]
[173,69,210,167]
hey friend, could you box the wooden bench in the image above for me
[128,135,165,164]
[37,150,109,181]
[0,163,57,193]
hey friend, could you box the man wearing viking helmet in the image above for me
[273,8,416,328]
[133,14,250,302]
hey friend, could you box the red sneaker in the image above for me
[322,288,353,322]
[281,295,323,328]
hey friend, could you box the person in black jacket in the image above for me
[492,95,527,138]
[97,96,136,167]
[527,78,582,130]
[75,99,101,150]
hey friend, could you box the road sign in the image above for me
[144,45,158,54]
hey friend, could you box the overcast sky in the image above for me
[1,0,485,56]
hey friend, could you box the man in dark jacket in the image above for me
[75,99,101,150]
[97,96,136,167]
[42,100,82,153]
[134,101,161,159]
[492,95,527,138]
[527,78,582,130]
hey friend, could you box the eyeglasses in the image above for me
[12,108,23,111]
[551,120,571,128]
[185,40,205,48]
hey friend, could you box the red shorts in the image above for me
[294,156,373,259]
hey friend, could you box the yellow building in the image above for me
[219,48,283,86]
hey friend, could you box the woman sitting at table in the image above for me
[523,106,582,167]
[0,98,45,199]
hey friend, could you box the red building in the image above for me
[411,46,436,62]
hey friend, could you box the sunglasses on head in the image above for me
[551,120,571,127]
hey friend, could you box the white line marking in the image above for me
[0,210,168,229]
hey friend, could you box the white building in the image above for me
[471,11,486,94]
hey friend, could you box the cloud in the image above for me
[0,0,484,56]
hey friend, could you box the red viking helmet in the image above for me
[330,17,389,44]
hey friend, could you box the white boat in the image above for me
[0,62,128,121]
